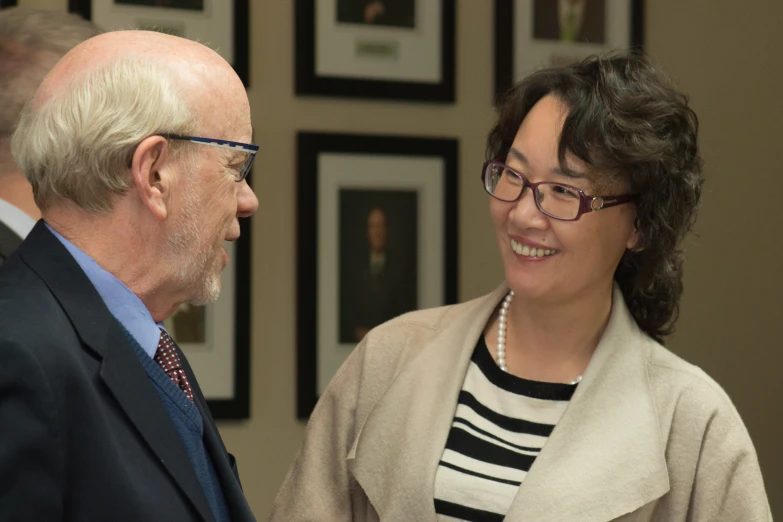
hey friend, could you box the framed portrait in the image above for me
[295,0,456,102]
[495,0,645,96]
[67,0,250,86]
[297,132,458,418]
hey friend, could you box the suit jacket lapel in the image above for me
[181,352,255,522]
[18,223,215,522]
[347,284,669,521]
[347,286,508,520]
[504,287,670,521]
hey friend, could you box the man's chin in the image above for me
[188,276,222,307]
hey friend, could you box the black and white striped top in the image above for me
[434,335,578,521]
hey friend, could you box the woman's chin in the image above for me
[505,273,549,299]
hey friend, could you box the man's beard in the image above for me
[166,189,222,306]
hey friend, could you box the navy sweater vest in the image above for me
[121,327,231,522]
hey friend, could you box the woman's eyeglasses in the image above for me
[481,160,636,221]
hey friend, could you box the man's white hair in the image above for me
[11,55,199,213]
[0,7,100,173]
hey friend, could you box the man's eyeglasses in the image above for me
[162,134,258,182]
[481,160,636,221]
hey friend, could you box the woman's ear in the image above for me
[129,136,171,220]
[626,217,642,251]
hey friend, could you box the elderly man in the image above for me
[0,29,258,522]
[0,7,100,262]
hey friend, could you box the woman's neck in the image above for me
[485,283,614,383]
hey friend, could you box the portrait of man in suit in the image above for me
[533,0,606,44]
[165,303,207,344]
[339,190,418,343]
[115,0,205,10]
[337,0,416,29]
[0,27,258,522]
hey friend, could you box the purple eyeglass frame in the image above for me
[481,160,637,221]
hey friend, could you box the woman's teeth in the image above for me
[511,239,558,258]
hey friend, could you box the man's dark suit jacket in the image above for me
[0,219,22,264]
[0,222,256,522]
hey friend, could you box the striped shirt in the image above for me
[434,335,578,521]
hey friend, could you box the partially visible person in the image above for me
[0,29,258,521]
[0,7,100,262]
[343,207,416,342]
[270,52,771,521]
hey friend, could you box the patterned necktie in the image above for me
[154,328,194,402]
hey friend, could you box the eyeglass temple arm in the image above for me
[581,193,637,213]
[126,134,186,168]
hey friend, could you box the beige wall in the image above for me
[17,0,783,517]
[645,0,783,515]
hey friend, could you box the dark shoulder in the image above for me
[0,255,80,362]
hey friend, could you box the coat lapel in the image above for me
[197,404,254,521]
[347,286,508,520]
[18,223,215,522]
[347,284,670,521]
[182,352,255,522]
[504,287,670,521]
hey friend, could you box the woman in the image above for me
[271,52,771,521]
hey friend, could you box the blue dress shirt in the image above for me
[46,223,161,358]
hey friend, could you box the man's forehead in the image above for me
[35,30,230,107]
[196,100,252,142]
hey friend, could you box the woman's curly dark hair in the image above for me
[487,51,704,342]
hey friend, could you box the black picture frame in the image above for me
[0,0,18,8]
[494,0,645,97]
[67,0,250,87]
[295,0,456,102]
[296,132,459,418]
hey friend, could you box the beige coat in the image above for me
[271,285,772,521]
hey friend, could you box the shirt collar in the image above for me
[0,198,36,239]
[46,223,162,358]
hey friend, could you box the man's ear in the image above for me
[130,136,172,220]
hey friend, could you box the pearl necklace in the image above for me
[496,290,583,385]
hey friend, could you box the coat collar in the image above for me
[348,283,670,521]
[18,222,216,522]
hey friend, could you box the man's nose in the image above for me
[237,180,259,218]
